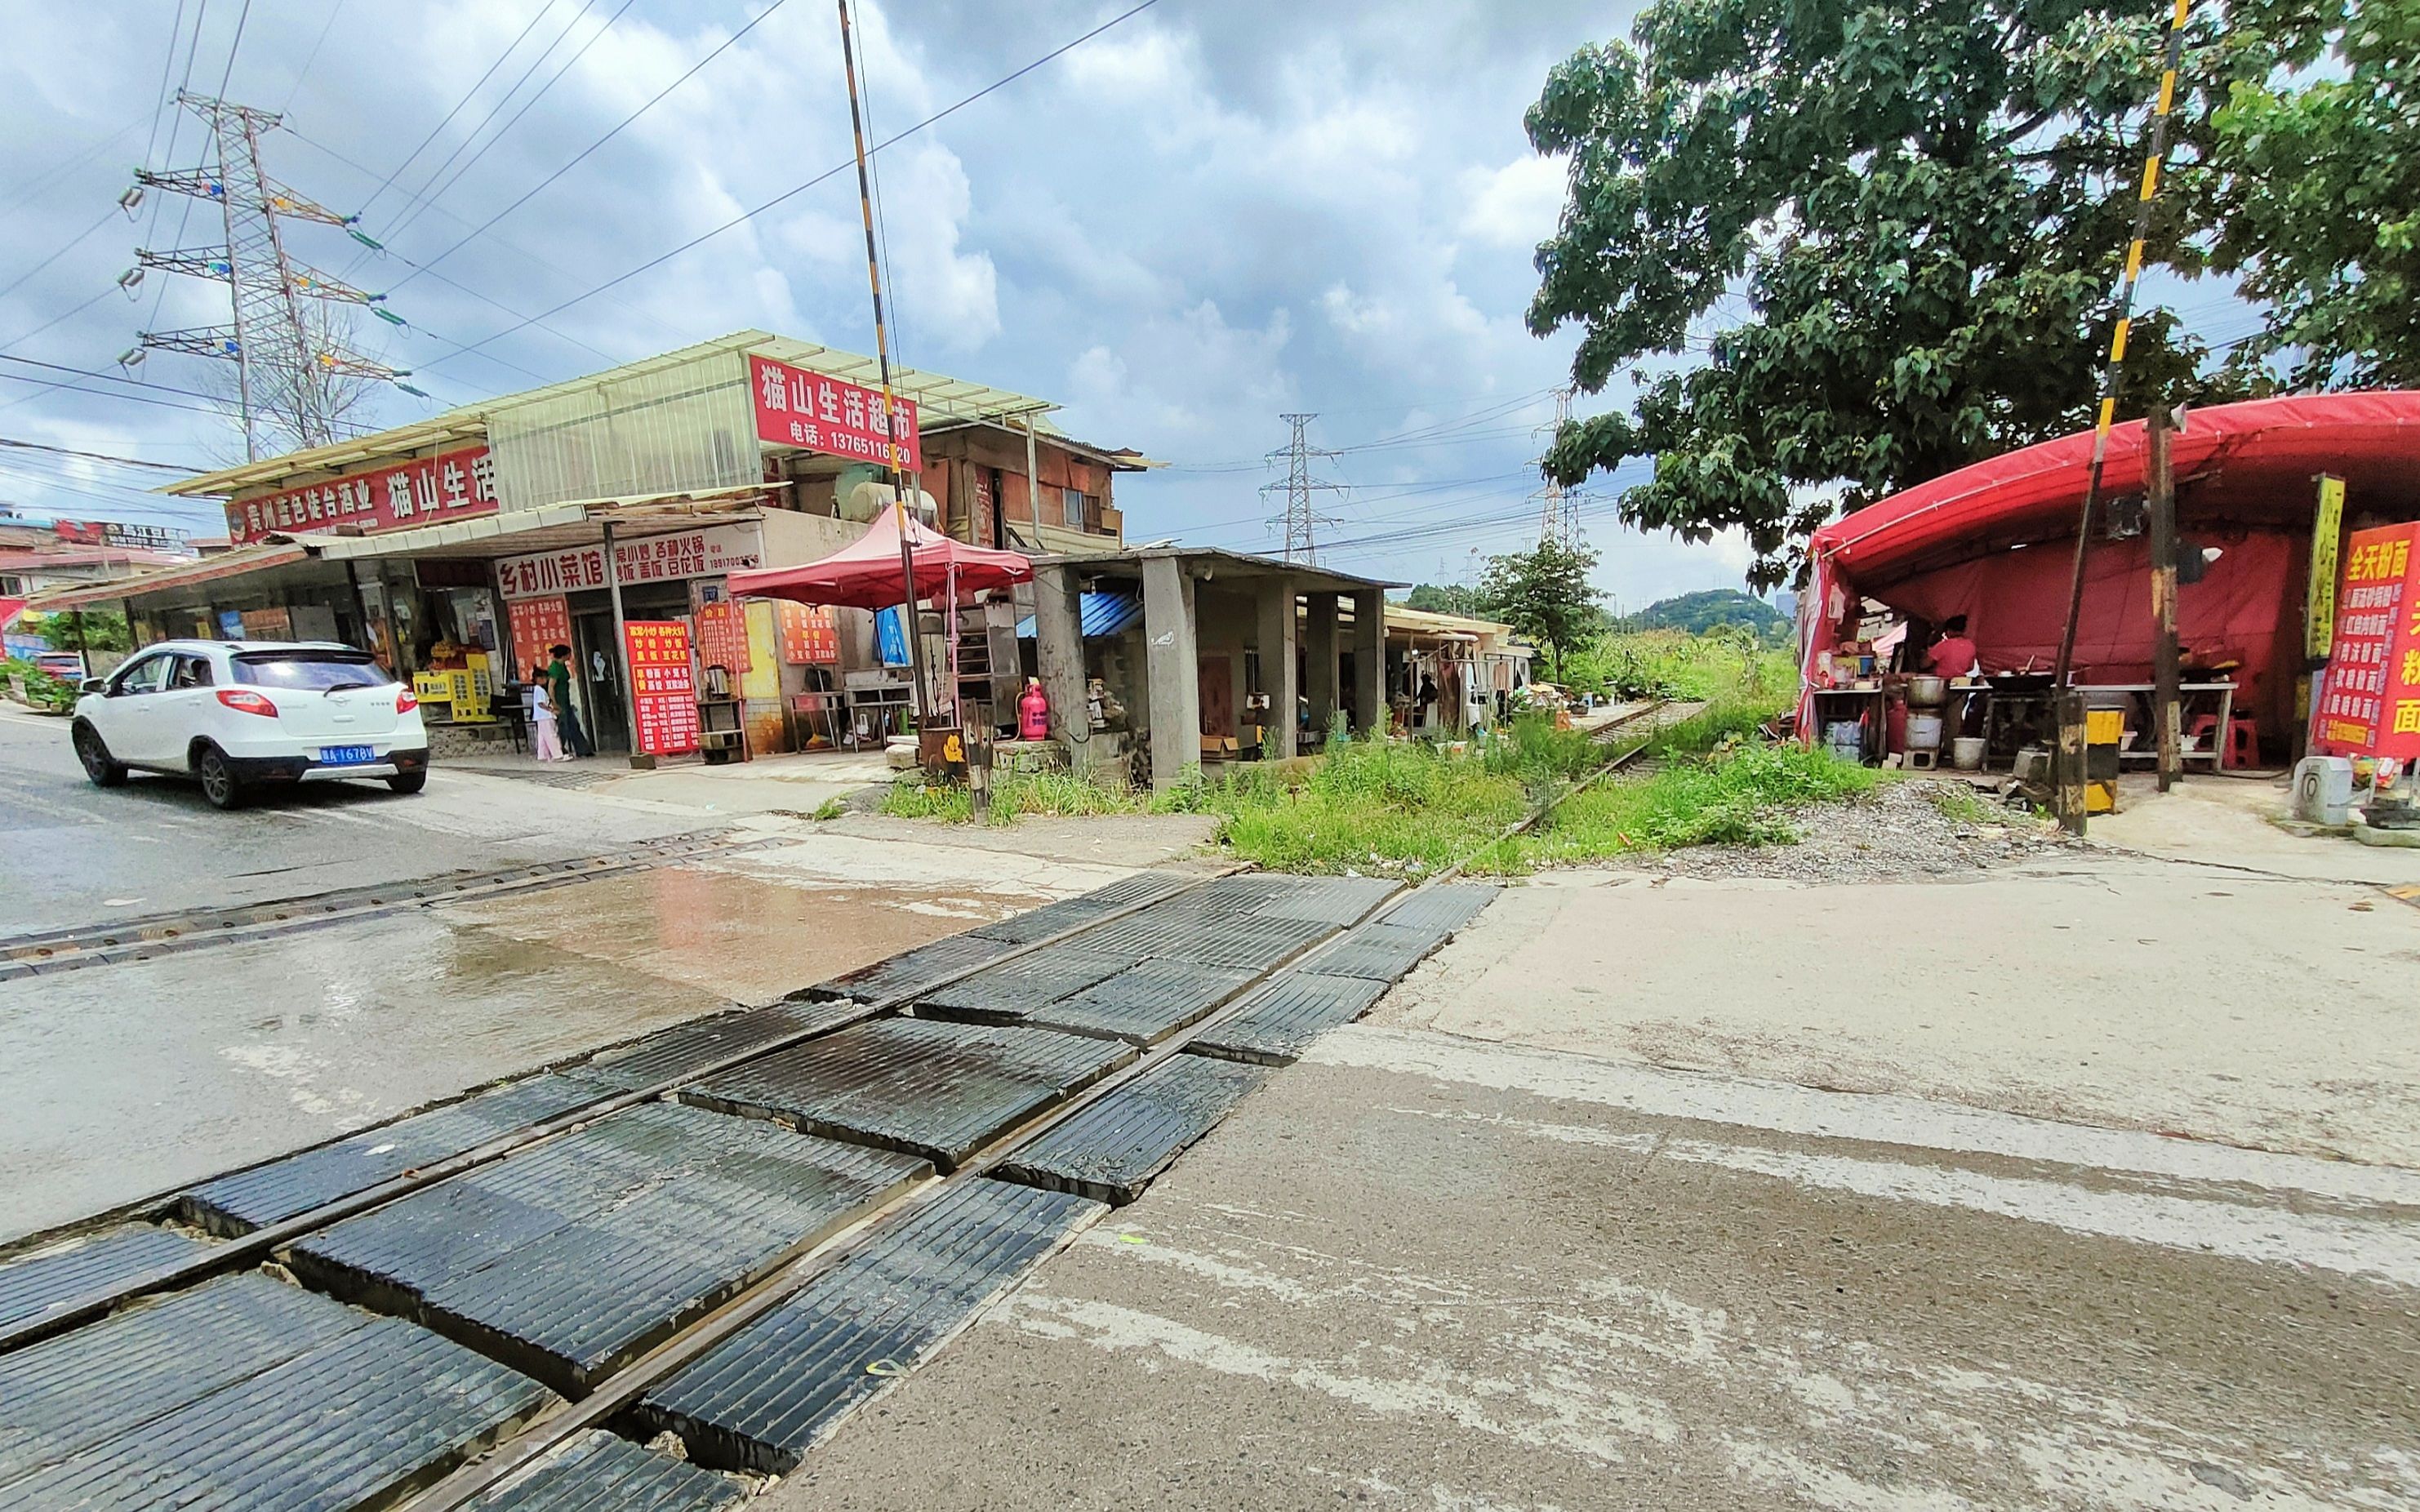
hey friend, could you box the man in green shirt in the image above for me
[545,643,592,758]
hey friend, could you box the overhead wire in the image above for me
[274,0,346,114]
[344,0,563,229]
[409,0,1166,373]
[0,437,198,474]
[385,0,790,294]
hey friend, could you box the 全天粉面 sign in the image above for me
[226,446,496,545]
[748,354,920,472]
[623,619,700,756]
[2311,522,2420,760]
[494,523,762,602]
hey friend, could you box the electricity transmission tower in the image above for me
[129,92,408,460]
[1260,412,1346,564]
[1530,386,1586,548]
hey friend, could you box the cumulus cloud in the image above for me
[0,0,1781,603]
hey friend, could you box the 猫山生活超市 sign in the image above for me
[494,523,762,601]
[225,446,496,545]
[748,354,920,472]
[2311,522,2420,761]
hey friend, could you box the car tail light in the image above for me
[396,687,419,714]
[216,688,279,718]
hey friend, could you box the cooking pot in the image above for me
[1905,675,1947,705]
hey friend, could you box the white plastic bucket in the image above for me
[1906,714,1944,749]
[1951,736,1986,770]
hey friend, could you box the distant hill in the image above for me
[1622,589,1788,637]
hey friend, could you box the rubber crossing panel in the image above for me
[684,1017,1134,1172]
[1184,972,1390,1065]
[967,870,1192,945]
[1375,882,1501,935]
[462,1430,741,1512]
[1252,874,1404,924]
[995,1055,1269,1203]
[912,948,1141,1023]
[1303,919,1456,981]
[178,1074,605,1237]
[633,1178,1104,1475]
[286,1102,928,1396]
[1024,958,1253,1045]
[569,998,870,1092]
[0,1272,552,1510]
[802,932,1015,1004]
[1149,912,1338,971]
[0,1223,210,1332]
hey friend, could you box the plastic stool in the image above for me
[2186,714,2259,770]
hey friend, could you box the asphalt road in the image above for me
[0,707,703,935]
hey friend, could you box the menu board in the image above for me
[623,620,699,756]
[2312,522,2420,760]
[505,596,572,679]
[777,600,839,664]
[695,598,751,678]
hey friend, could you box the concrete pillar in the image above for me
[1256,576,1297,759]
[1141,556,1199,792]
[1304,590,1339,745]
[1350,588,1386,735]
[1032,563,1092,772]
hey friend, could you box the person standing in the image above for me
[530,668,568,763]
[545,643,591,758]
[1926,615,1979,678]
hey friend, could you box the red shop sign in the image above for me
[226,445,496,545]
[748,354,920,472]
[623,620,700,756]
[2312,523,2420,760]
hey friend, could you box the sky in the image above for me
[0,0,1769,611]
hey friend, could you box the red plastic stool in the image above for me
[2186,714,2259,769]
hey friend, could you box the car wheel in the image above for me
[72,723,127,787]
[196,745,248,810]
[386,771,428,795]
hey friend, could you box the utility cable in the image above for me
[387,0,791,292]
[347,0,562,226]
[412,0,1164,373]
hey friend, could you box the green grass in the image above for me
[1497,740,1879,872]
[1925,781,2009,829]
[879,766,1150,827]
[1558,628,1795,702]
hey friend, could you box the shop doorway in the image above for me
[571,610,629,754]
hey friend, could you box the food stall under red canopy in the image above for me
[727,505,1031,610]
[1799,392,2420,748]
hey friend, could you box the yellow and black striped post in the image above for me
[2052,0,2192,691]
[836,0,934,727]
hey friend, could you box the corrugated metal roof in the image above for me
[1014,589,1141,639]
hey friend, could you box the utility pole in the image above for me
[1531,386,1583,547]
[1261,413,1344,564]
[2146,403,2181,791]
[127,92,408,460]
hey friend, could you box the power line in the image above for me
[348,0,563,225]
[0,353,226,404]
[386,0,791,295]
[0,437,198,473]
[275,0,346,114]
[0,209,119,306]
[0,368,227,418]
[211,0,253,102]
[411,0,1165,373]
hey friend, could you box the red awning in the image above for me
[1810,391,2420,591]
[727,507,1032,610]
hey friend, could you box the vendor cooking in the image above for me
[1925,615,1978,678]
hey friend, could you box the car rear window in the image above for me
[231,651,394,691]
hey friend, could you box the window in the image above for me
[169,655,215,690]
[1061,487,1097,531]
[111,654,172,696]
[232,648,393,691]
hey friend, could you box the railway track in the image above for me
[0,721,1672,1510]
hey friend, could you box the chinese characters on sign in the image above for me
[747,354,921,471]
[505,596,572,677]
[694,598,751,678]
[226,446,496,545]
[623,620,700,756]
[494,524,761,601]
[776,600,838,664]
[2311,522,2420,760]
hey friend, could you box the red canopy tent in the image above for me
[727,504,1032,610]
[1799,392,2420,745]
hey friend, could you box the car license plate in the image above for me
[318,745,376,766]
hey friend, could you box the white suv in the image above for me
[71,639,430,809]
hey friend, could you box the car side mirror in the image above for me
[80,678,107,696]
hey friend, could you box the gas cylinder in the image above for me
[1018,678,1050,740]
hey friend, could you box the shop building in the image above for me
[33,331,1141,761]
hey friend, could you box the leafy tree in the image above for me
[16,609,132,654]
[1404,582,1488,616]
[2208,0,2417,387]
[1477,537,1602,678]
[1524,0,2265,589]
